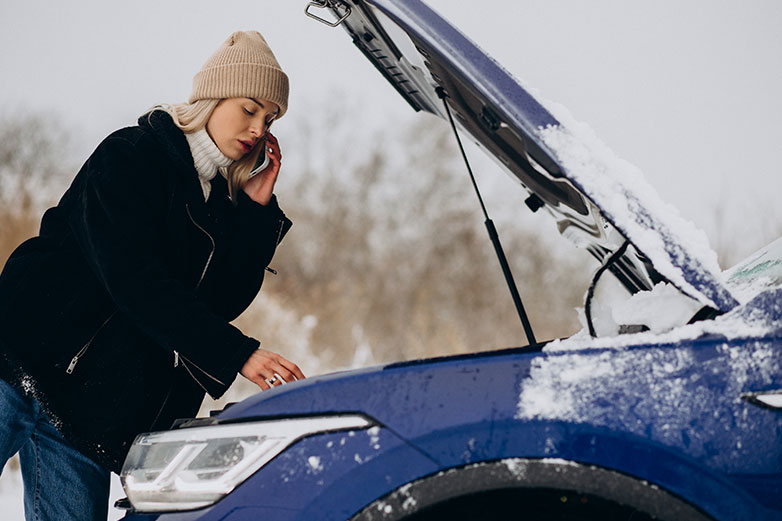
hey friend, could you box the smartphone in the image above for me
[249,140,270,179]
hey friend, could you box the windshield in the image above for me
[725,236,782,301]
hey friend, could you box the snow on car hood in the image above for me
[319,0,739,312]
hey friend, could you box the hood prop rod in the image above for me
[436,87,538,348]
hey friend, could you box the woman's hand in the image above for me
[240,347,305,390]
[243,132,282,206]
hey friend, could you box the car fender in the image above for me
[349,458,716,521]
[403,420,773,521]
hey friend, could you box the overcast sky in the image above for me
[1,0,780,262]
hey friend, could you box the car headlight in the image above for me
[121,414,372,512]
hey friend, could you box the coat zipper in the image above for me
[275,218,285,246]
[176,204,225,387]
[66,207,223,383]
[186,204,216,292]
[177,352,225,386]
[262,219,286,275]
[66,311,117,374]
[178,356,210,395]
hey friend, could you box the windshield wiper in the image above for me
[437,87,538,348]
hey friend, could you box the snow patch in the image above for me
[351,324,376,368]
[396,482,418,511]
[502,458,527,479]
[19,375,34,394]
[612,282,703,334]
[367,426,381,450]
[307,456,323,473]
[401,495,417,511]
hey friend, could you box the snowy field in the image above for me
[0,460,125,520]
[0,463,26,521]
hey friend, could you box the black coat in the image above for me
[0,110,292,473]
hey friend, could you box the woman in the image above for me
[0,30,303,520]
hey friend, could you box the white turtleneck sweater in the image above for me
[184,128,234,200]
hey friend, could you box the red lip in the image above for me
[238,140,253,153]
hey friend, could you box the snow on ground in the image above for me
[0,463,23,520]
[0,460,126,520]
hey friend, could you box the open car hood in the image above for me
[307,0,739,313]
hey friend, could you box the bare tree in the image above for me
[0,111,71,265]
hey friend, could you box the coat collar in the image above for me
[138,109,196,173]
[137,110,218,226]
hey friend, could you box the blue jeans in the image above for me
[0,377,110,521]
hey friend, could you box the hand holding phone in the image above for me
[248,139,271,179]
[244,132,281,206]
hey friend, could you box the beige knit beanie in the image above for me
[190,31,289,118]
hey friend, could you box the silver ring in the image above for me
[268,147,273,154]
[266,376,278,385]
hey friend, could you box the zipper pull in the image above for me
[66,356,79,375]
[265,266,277,275]
[275,219,285,245]
[174,350,180,368]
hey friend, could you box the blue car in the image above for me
[118,1,782,520]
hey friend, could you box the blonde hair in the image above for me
[148,100,263,204]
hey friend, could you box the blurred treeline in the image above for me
[238,109,592,368]
[225,107,597,405]
[3,108,776,409]
[0,112,70,265]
